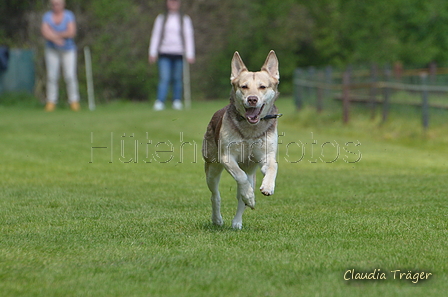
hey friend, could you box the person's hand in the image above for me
[42,24,65,47]
[53,37,65,47]
[187,58,195,64]
[149,55,157,64]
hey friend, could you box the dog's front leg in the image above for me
[260,160,277,196]
[231,172,256,229]
[260,138,278,196]
[232,188,248,229]
[223,156,255,210]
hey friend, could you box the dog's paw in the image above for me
[232,221,243,230]
[212,215,224,226]
[242,195,255,210]
[241,187,256,209]
[260,183,275,196]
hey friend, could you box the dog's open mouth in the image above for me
[245,105,264,124]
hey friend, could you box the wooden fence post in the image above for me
[393,61,403,82]
[342,70,350,124]
[429,62,437,84]
[382,65,391,124]
[421,72,429,130]
[316,71,324,113]
[325,66,333,104]
[306,66,315,100]
[293,68,303,110]
[369,63,378,119]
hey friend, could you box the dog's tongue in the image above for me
[245,107,261,123]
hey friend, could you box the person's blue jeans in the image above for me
[157,54,183,103]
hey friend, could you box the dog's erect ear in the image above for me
[231,51,248,81]
[261,50,279,80]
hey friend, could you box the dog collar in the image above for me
[261,113,283,120]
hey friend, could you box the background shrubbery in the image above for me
[2,0,448,101]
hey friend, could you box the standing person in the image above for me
[149,0,195,111]
[41,0,80,111]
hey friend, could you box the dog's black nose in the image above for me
[247,96,258,106]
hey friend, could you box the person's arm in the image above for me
[57,21,76,39]
[183,15,195,64]
[41,22,64,46]
[149,15,163,64]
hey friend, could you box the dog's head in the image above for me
[230,50,279,125]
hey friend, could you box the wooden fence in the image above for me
[293,63,448,129]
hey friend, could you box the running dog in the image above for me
[202,50,280,229]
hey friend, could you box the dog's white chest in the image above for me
[219,126,270,165]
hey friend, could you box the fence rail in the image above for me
[293,63,448,129]
[294,78,448,93]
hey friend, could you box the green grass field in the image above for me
[1,97,447,296]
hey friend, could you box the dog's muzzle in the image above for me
[245,104,264,124]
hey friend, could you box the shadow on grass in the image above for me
[197,221,237,232]
[196,220,269,233]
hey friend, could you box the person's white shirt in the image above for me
[149,12,195,60]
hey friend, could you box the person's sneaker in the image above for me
[153,100,165,111]
[45,102,56,112]
[172,100,183,110]
[70,102,80,111]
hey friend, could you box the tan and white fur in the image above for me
[202,50,280,229]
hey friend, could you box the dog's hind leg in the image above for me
[205,162,224,226]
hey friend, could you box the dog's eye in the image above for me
[259,85,267,89]
[241,85,248,89]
